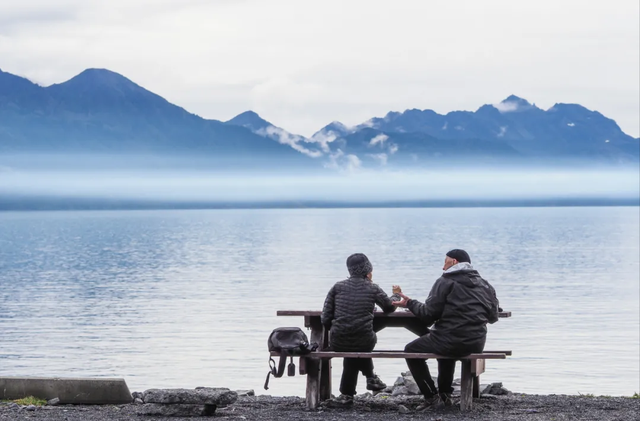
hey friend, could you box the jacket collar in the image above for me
[443,262,475,274]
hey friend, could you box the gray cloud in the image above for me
[1,0,638,137]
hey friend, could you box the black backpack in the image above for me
[264,327,318,390]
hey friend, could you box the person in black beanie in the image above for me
[392,249,500,409]
[321,253,396,404]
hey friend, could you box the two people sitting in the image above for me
[320,250,500,408]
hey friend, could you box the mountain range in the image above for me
[1,67,638,169]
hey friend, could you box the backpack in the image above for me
[264,327,318,390]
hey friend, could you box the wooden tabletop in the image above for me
[277,310,512,318]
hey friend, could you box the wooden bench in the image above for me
[271,350,511,410]
[275,310,512,411]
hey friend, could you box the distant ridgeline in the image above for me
[0,68,638,168]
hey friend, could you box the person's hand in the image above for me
[392,292,411,307]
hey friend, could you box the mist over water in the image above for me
[1,154,638,207]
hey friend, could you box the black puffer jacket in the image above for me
[321,276,396,351]
[407,263,500,356]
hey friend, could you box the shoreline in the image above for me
[2,393,639,421]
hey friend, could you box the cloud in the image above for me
[360,118,376,129]
[257,126,323,158]
[324,149,361,172]
[369,133,388,147]
[497,126,507,137]
[494,101,520,113]
[310,130,339,153]
[367,153,388,166]
[324,150,344,170]
[388,143,399,154]
[345,154,361,171]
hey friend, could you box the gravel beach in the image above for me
[2,394,638,421]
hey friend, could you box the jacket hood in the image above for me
[443,262,483,287]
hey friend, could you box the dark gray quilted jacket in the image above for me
[407,263,500,356]
[321,276,396,351]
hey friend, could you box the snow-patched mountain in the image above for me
[0,68,313,167]
[1,65,637,168]
[332,95,639,163]
[225,111,322,157]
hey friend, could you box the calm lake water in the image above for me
[1,207,638,397]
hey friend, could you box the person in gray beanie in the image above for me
[321,253,396,404]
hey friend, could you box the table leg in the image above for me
[473,375,480,398]
[306,318,324,409]
[305,358,320,410]
[460,359,473,411]
[471,359,484,398]
[318,324,332,400]
[320,358,332,401]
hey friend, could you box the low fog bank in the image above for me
[1,160,638,210]
[0,154,322,174]
[1,153,638,173]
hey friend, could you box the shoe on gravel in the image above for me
[415,394,439,411]
[434,392,454,408]
[334,394,354,405]
[366,374,387,391]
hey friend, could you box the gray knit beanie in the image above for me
[346,253,373,277]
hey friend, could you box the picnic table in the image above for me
[275,309,512,410]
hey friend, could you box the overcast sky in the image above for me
[1,0,638,137]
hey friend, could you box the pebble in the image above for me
[236,389,255,397]
[139,403,216,417]
[403,377,421,395]
[26,405,37,411]
[47,398,60,406]
[398,404,410,414]
[482,382,511,396]
[392,386,409,396]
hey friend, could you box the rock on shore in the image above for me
[142,387,237,405]
[136,387,237,417]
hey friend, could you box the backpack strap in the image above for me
[274,353,288,378]
[264,352,288,390]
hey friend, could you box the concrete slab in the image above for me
[0,376,132,404]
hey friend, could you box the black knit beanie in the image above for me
[446,249,471,263]
[346,253,373,277]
